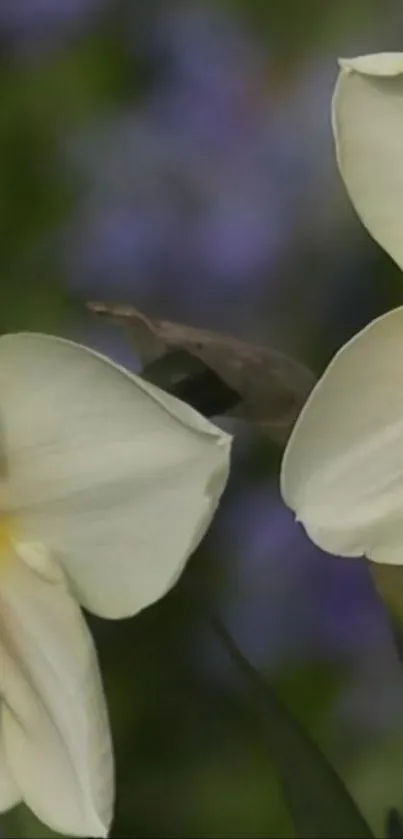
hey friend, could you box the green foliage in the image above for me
[210,614,374,838]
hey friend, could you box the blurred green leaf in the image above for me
[1,804,62,839]
[210,613,374,839]
[386,809,403,839]
[229,0,398,63]
[372,566,403,626]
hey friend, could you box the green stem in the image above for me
[206,609,374,839]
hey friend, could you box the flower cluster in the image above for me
[282,53,403,568]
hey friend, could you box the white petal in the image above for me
[281,306,403,564]
[0,333,231,619]
[0,545,114,837]
[339,53,403,76]
[332,52,403,268]
[0,719,20,812]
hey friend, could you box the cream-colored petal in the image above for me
[332,52,403,269]
[0,333,231,619]
[281,306,403,564]
[0,717,20,812]
[339,53,403,76]
[0,545,114,837]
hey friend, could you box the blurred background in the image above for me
[2,1,403,836]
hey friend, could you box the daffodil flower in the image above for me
[0,333,231,837]
[281,53,403,563]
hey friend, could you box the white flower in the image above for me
[0,333,231,837]
[332,52,403,270]
[281,53,403,564]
